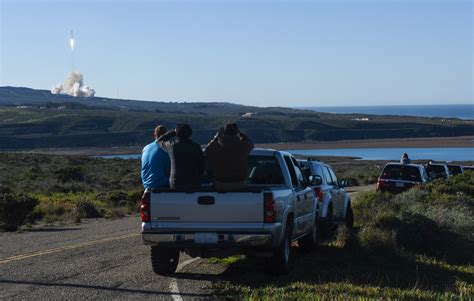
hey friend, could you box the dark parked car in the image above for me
[426,163,450,180]
[376,163,429,193]
[447,164,464,176]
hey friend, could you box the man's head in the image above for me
[224,123,239,136]
[176,123,192,139]
[154,125,167,139]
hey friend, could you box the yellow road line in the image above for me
[0,233,140,265]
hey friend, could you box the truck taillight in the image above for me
[264,192,277,223]
[376,178,384,191]
[313,188,323,203]
[140,191,151,223]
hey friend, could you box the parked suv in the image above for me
[376,163,428,193]
[446,164,464,176]
[425,162,450,180]
[298,159,353,236]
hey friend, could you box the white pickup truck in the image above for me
[140,149,318,275]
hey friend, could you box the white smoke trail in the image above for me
[51,72,95,97]
[70,37,75,51]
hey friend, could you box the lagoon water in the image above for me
[101,147,473,161]
[289,147,474,161]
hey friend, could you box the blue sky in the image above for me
[0,0,472,106]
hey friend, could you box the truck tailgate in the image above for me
[150,191,264,224]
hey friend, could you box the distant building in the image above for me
[352,117,369,121]
[16,105,31,109]
[242,112,257,118]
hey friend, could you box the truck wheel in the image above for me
[267,223,294,274]
[299,215,318,251]
[345,203,354,229]
[150,246,180,275]
[321,206,334,239]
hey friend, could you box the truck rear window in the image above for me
[381,165,421,182]
[247,156,284,185]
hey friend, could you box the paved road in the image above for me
[0,185,374,300]
[0,217,226,300]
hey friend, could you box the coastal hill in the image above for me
[0,86,473,150]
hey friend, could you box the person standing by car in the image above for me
[141,125,171,189]
[157,123,205,189]
[205,123,254,190]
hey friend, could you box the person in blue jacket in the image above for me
[141,125,171,189]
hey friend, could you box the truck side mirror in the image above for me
[338,179,350,187]
[309,175,323,185]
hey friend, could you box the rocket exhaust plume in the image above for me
[51,72,95,97]
[70,30,75,51]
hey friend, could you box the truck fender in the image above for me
[320,199,332,221]
[278,206,295,244]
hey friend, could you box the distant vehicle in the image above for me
[446,164,464,176]
[298,159,353,236]
[426,163,450,180]
[376,163,429,193]
[140,149,318,275]
[463,166,474,171]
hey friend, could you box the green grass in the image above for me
[211,173,474,300]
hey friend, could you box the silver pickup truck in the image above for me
[140,149,318,275]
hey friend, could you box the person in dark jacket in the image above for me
[157,124,205,189]
[400,153,411,164]
[205,123,254,190]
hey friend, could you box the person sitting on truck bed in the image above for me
[141,125,171,189]
[157,123,205,189]
[205,123,254,190]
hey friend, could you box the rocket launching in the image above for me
[51,30,95,97]
[70,30,75,51]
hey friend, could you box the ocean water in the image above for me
[300,104,473,120]
[100,147,473,161]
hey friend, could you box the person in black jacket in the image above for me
[205,123,254,190]
[157,124,205,189]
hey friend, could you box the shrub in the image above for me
[74,199,102,218]
[34,199,74,223]
[0,193,38,231]
[54,165,85,183]
[357,226,397,252]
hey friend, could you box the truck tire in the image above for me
[267,223,294,274]
[150,246,180,275]
[299,215,318,251]
[345,203,354,229]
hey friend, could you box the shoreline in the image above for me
[257,136,474,150]
[5,136,473,156]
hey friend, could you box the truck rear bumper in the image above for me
[141,222,283,248]
[142,232,272,247]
